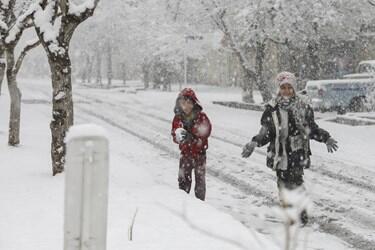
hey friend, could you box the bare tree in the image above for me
[95,47,102,86]
[0,47,5,95]
[0,0,41,146]
[106,39,112,87]
[82,52,93,84]
[200,2,273,102]
[29,0,100,175]
[120,61,126,85]
[141,58,151,89]
[87,55,93,84]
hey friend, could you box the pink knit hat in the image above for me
[275,71,297,90]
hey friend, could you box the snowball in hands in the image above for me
[175,128,187,143]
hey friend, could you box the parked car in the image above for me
[305,78,375,113]
[343,60,375,79]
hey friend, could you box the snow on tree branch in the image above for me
[0,0,38,44]
[0,0,11,33]
[0,0,10,8]
[4,3,36,44]
[0,19,8,31]
[30,0,100,56]
[199,0,256,77]
[14,38,40,74]
[67,0,99,20]
[32,0,64,55]
[34,2,58,40]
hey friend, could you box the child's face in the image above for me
[179,98,194,115]
[279,83,295,98]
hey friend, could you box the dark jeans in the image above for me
[276,168,304,190]
[178,153,206,201]
[276,168,308,225]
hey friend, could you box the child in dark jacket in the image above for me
[171,88,212,201]
[242,72,338,224]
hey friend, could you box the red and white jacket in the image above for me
[171,88,212,156]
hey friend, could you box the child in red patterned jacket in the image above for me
[171,88,212,200]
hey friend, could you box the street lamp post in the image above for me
[183,38,187,90]
[182,35,203,90]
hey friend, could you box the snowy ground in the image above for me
[1,79,375,250]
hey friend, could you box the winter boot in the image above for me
[300,209,308,226]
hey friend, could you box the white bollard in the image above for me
[64,124,109,250]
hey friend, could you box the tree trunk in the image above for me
[307,41,321,80]
[106,42,112,87]
[86,54,93,84]
[217,26,257,102]
[0,49,5,95]
[80,52,87,83]
[96,50,102,86]
[81,69,87,84]
[255,42,272,103]
[48,52,74,175]
[242,87,254,103]
[6,45,21,146]
[121,62,126,85]
[225,39,257,102]
[242,72,254,103]
[142,62,150,89]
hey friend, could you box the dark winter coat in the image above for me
[171,88,212,156]
[252,95,330,171]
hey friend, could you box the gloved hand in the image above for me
[326,137,338,153]
[175,128,193,143]
[181,130,194,143]
[241,141,257,158]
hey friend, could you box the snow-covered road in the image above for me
[13,79,375,249]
